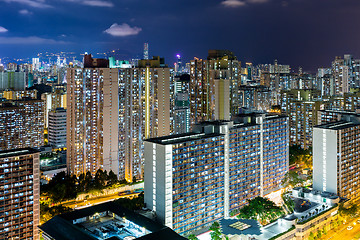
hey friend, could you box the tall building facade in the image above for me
[48,108,67,148]
[0,148,40,240]
[238,85,272,112]
[331,55,360,95]
[0,71,26,91]
[313,113,360,200]
[189,50,241,126]
[41,85,66,129]
[173,74,190,134]
[118,56,173,181]
[280,89,326,149]
[0,90,37,100]
[0,99,44,151]
[66,55,119,176]
[144,113,288,235]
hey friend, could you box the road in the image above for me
[62,192,141,209]
[325,220,360,240]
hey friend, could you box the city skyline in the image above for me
[0,0,360,71]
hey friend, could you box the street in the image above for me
[62,192,140,209]
[325,220,360,240]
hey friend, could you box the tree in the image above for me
[210,232,221,240]
[316,229,322,238]
[237,197,284,225]
[94,169,107,189]
[322,226,327,235]
[282,171,304,187]
[289,145,312,167]
[187,234,199,240]
[209,222,222,240]
[308,231,315,240]
[339,202,358,219]
[108,170,118,185]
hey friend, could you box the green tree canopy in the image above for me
[237,197,284,225]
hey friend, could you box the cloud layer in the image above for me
[1,0,52,8]
[0,26,8,33]
[1,0,114,8]
[0,36,67,44]
[81,0,113,7]
[19,9,33,14]
[222,0,246,7]
[222,0,269,7]
[104,23,142,37]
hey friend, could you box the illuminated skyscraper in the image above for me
[144,113,289,235]
[332,57,349,95]
[0,148,40,240]
[0,99,44,151]
[0,71,26,91]
[48,108,67,149]
[41,85,66,128]
[280,89,325,149]
[118,56,173,181]
[173,74,190,134]
[313,113,360,200]
[189,50,241,126]
[67,54,119,176]
[144,43,149,60]
[174,54,182,73]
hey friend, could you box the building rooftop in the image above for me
[40,200,186,240]
[0,148,39,159]
[219,219,261,237]
[146,132,224,145]
[319,109,360,116]
[315,120,360,130]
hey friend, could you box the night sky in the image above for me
[0,0,360,71]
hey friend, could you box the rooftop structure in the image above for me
[40,200,186,240]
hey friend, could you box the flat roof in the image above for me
[40,200,186,240]
[319,109,360,116]
[314,120,360,130]
[0,148,39,159]
[146,132,224,145]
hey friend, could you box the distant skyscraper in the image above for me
[332,56,350,95]
[144,43,149,60]
[280,89,325,149]
[0,71,26,91]
[41,85,67,128]
[238,85,272,112]
[144,113,289,235]
[0,89,37,100]
[189,50,241,126]
[48,108,67,148]
[173,74,190,134]
[32,57,40,71]
[174,54,182,73]
[0,99,44,151]
[67,54,119,177]
[0,148,40,240]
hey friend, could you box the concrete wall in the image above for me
[313,127,338,194]
[102,68,120,176]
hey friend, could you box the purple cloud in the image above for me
[0,27,8,33]
[104,23,142,37]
